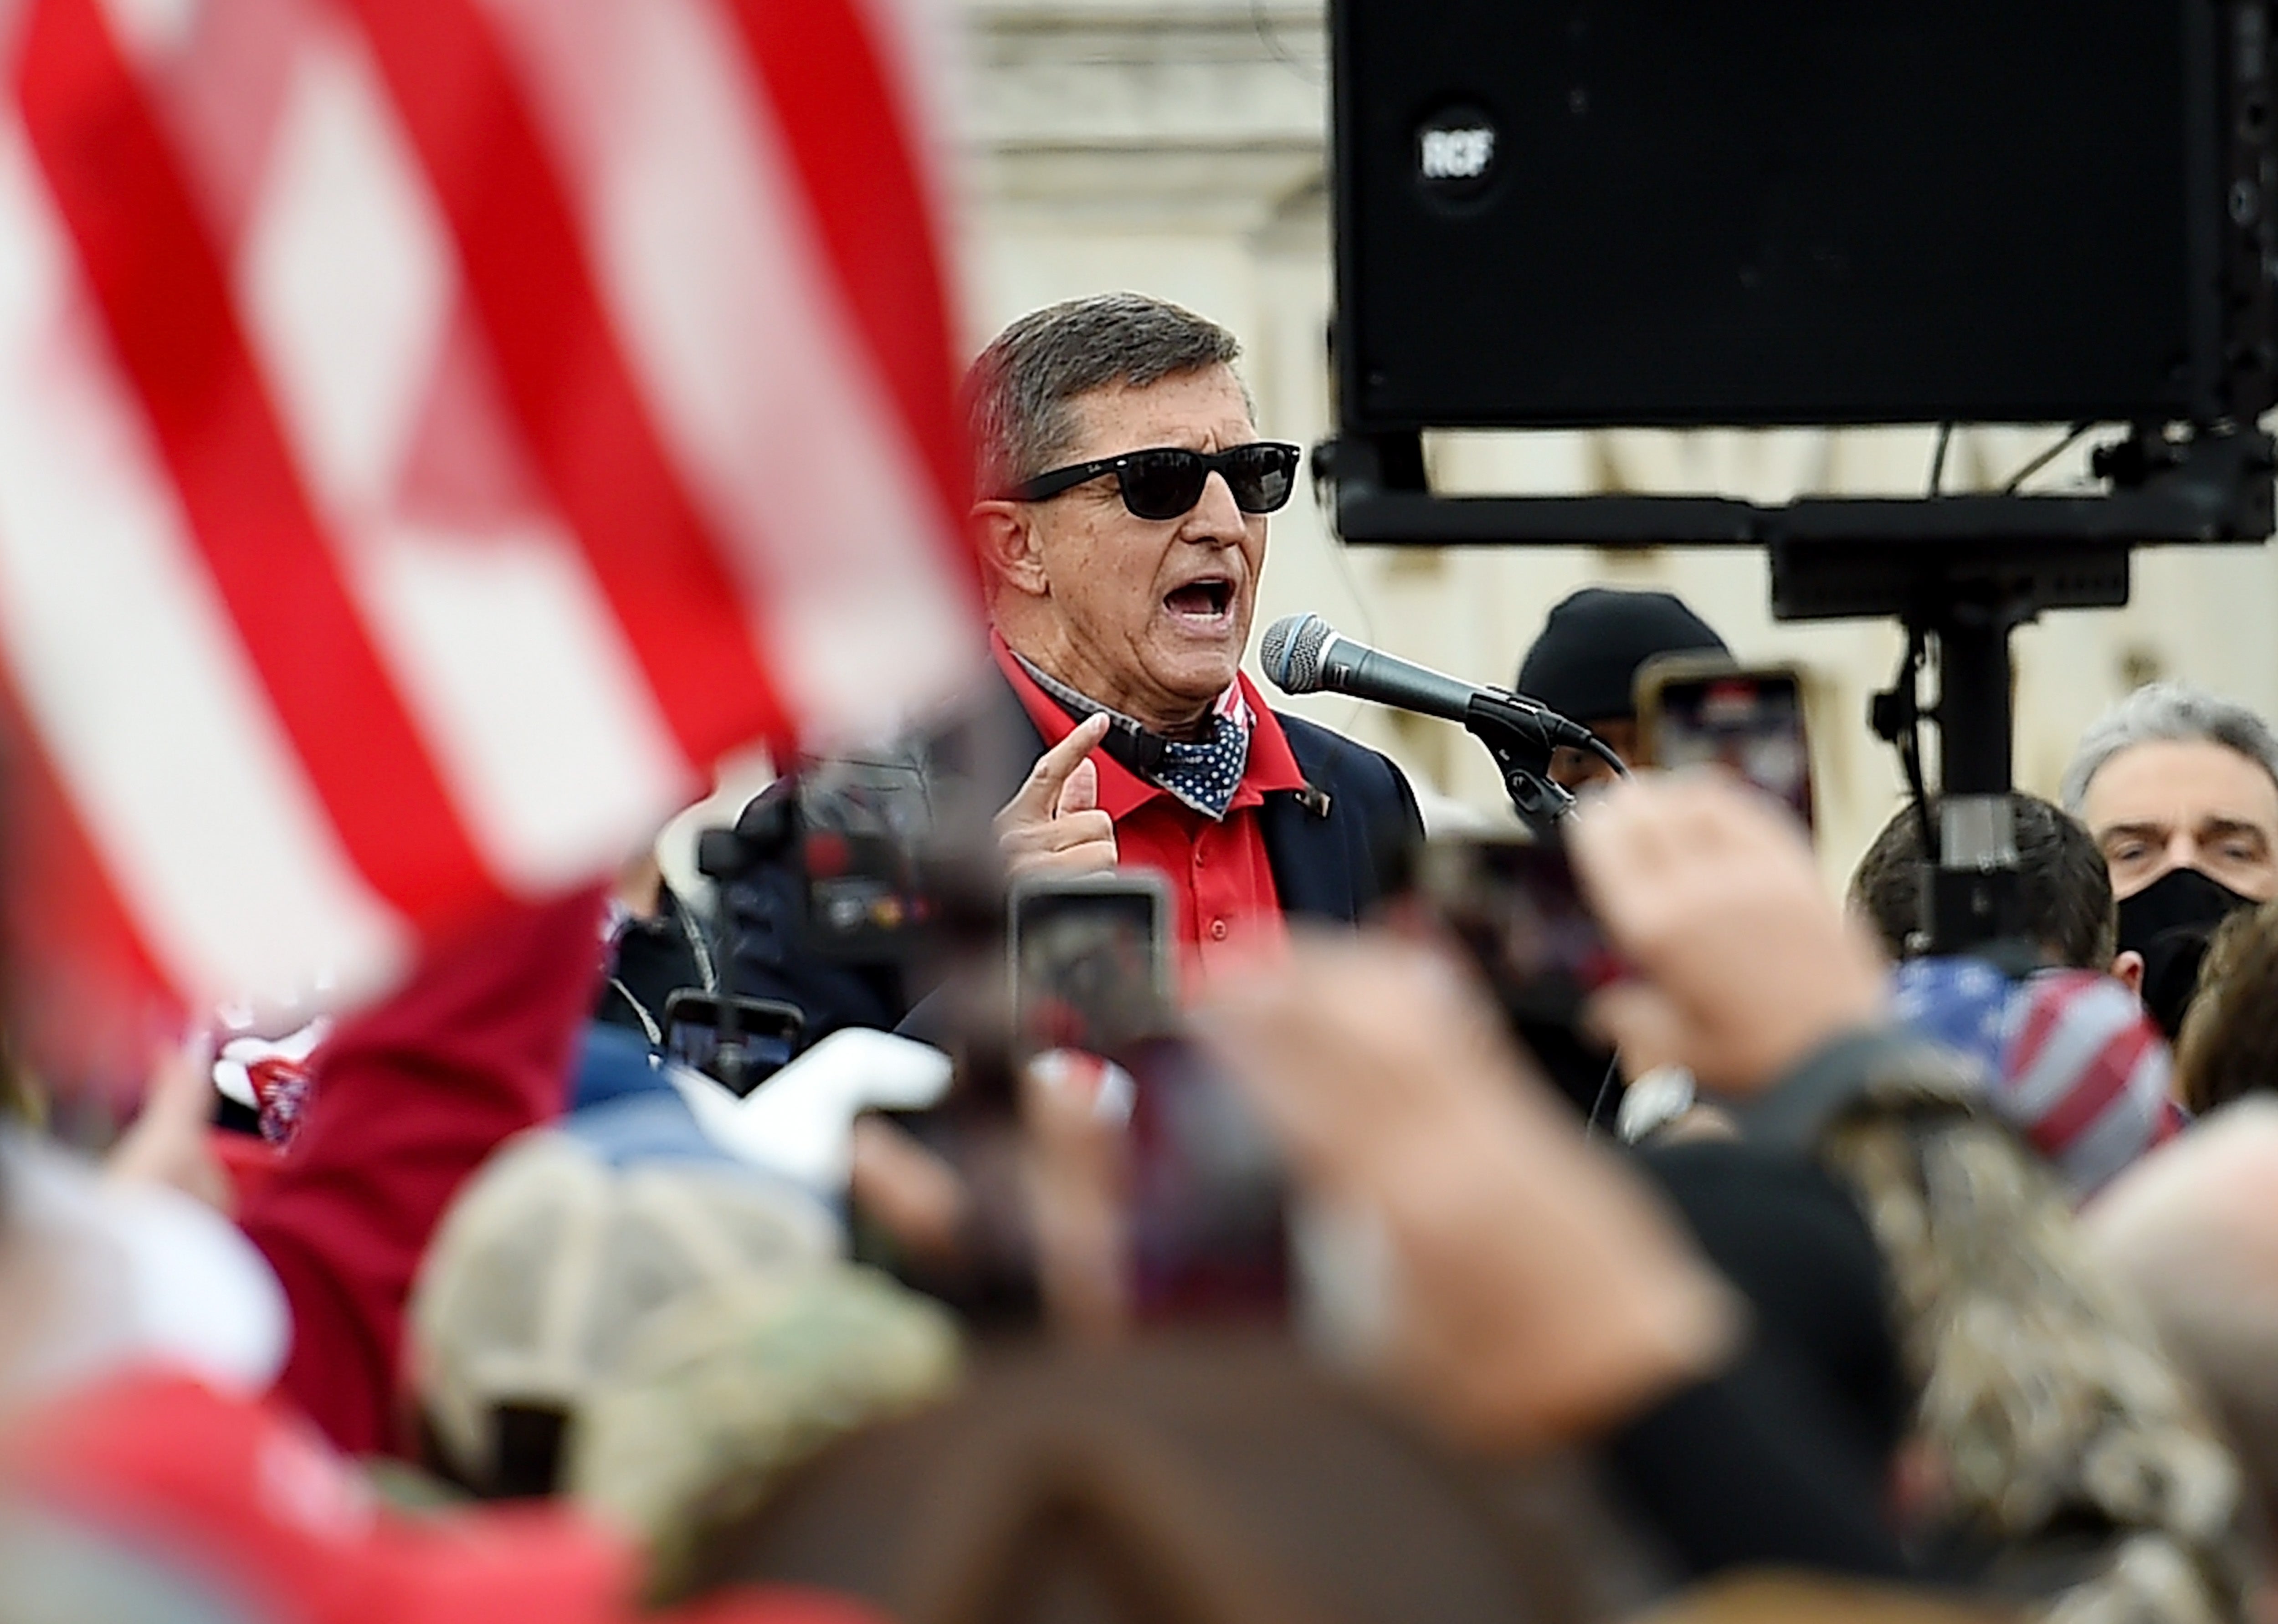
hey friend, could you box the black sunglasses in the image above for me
[1004,441,1302,521]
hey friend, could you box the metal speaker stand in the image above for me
[1779,538,2122,958]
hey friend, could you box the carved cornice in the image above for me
[964,0,1329,230]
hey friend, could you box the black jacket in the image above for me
[593,884,718,1045]
[719,671,1423,1047]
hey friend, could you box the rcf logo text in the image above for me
[1419,126,1493,180]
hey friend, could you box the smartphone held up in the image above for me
[856,869,1293,1332]
[1637,658,1816,833]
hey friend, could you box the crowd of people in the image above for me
[9,290,2278,1624]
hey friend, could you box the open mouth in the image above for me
[1163,578,1234,620]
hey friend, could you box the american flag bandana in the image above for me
[1014,653,1253,821]
[1890,956,2183,1203]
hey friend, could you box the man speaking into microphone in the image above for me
[721,295,1422,1043]
[968,292,1422,973]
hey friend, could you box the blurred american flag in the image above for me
[0,0,979,1067]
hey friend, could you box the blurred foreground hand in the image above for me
[1202,934,1739,1452]
[1568,771,1887,1098]
[105,1042,229,1215]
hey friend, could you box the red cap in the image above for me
[4,1370,881,1624]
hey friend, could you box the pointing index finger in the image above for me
[1003,712,1110,822]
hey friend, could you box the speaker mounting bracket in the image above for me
[1315,423,2276,564]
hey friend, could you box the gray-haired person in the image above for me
[718,294,1423,1049]
[2062,680,2278,1034]
[937,293,1418,964]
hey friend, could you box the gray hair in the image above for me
[964,292,1245,499]
[2060,680,2278,814]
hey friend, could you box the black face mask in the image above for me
[2117,866,2258,1040]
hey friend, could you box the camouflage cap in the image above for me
[408,1091,846,1494]
[568,1265,962,1595]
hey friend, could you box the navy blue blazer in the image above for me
[720,672,1425,1046]
[978,672,1424,927]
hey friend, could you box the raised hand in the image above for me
[1567,771,1887,1098]
[1202,933,1739,1450]
[994,712,1119,880]
[107,1039,231,1214]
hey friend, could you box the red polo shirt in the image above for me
[993,636,1309,983]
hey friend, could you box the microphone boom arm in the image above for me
[1465,692,1579,836]
[1257,612,1601,834]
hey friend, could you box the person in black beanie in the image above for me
[1517,588,1730,791]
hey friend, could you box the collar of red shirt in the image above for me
[989,630,1309,822]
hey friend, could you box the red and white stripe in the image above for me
[0,0,979,1061]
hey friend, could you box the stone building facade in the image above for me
[953,0,2278,876]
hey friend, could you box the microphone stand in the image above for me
[1464,692,1578,838]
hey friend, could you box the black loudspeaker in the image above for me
[1332,1,2277,432]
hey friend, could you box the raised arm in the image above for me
[236,887,606,1455]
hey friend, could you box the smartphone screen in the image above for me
[1640,662,1816,832]
[1412,836,1624,1025]
[1007,873,1173,1058]
[660,991,805,1094]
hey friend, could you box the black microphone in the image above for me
[1258,613,1594,746]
